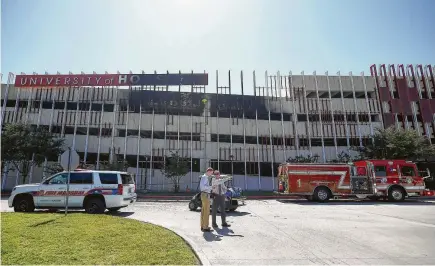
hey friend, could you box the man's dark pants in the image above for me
[212,194,226,225]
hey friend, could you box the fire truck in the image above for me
[276,160,435,202]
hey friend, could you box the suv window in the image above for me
[401,166,416,176]
[121,174,135,184]
[47,173,68,185]
[70,172,93,184]
[99,173,119,184]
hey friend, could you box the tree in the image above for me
[44,163,64,176]
[328,151,361,163]
[355,126,435,160]
[160,151,189,193]
[1,123,65,184]
[99,148,129,171]
[287,154,319,163]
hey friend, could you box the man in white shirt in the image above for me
[199,167,214,232]
[211,170,230,228]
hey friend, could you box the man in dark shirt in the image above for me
[211,170,230,228]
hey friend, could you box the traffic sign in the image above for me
[60,149,80,170]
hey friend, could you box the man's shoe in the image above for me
[222,223,231,227]
[212,223,218,228]
[201,227,212,232]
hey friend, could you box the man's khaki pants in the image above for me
[200,192,210,229]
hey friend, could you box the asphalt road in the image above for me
[2,198,435,265]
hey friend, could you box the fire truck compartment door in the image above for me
[288,174,307,193]
[367,162,377,194]
[351,164,375,194]
[350,176,372,194]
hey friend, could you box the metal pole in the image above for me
[349,72,363,147]
[65,147,72,216]
[230,155,234,177]
[265,71,275,190]
[216,70,220,172]
[301,71,312,156]
[253,72,261,190]
[326,71,338,159]
[289,72,299,155]
[314,71,326,162]
[241,71,247,190]
[337,71,351,150]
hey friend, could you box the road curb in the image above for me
[135,195,300,201]
[131,219,211,266]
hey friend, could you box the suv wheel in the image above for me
[85,198,105,214]
[14,195,35,212]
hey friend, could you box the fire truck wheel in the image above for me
[388,186,406,202]
[314,187,331,202]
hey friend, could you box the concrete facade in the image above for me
[1,64,434,191]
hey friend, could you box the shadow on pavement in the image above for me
[203,231,222,242]
[205,211,251,216]
[215,227,244,238]
[202,227,244,241]
[226,211,251,216]
[277,199,435,206]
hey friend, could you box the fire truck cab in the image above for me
[277,159,434,202]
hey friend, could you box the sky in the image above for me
[1,0,435,87]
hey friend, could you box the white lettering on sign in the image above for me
[130,75,140,84]
[118,75,128,84]
[105,78,113,85]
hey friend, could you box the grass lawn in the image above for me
[1,212,198,265]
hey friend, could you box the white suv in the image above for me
[8,170,137,214]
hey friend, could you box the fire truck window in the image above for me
[375,166,387,177]
[357,167,366,176]
[401,166,415,176]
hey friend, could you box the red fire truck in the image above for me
[276,160,435,202]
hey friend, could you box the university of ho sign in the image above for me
[14,73,209,88]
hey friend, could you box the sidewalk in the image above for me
[2,190,433,201]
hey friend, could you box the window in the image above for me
[121,174,135,184]
[99,173,119,184]
[356,167,367,176]
[401,166,416,176]
[47,173,68,184]
[70,172,93,184]
[375,166,387,177]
